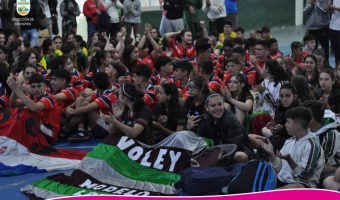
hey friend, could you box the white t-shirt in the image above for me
[330,0,340,30]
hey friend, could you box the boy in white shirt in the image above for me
[261,107,325,188]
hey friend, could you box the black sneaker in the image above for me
[67,130,91,143]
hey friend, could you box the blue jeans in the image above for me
[87,23,97,42]
[22,28,39,47]
[159,15,166,38]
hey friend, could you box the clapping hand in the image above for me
[157,115,168,124]
[144,23,152,34]
[100,112,115,123]
[7,76,18,89]
[266,121,283,134]
[221,86,232,101]
[319,95,330,109]
[112,101,124,119]
[252,84,265,93]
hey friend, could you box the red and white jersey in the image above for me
[169,38,196,59]
[29,92,60,142]
[91,89,117,115]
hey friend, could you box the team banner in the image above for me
[0,108,87,176]
[21,131,211,198]
[34,189,340,200]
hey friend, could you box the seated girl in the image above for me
[222,74,253,124]
[262,83,301,139]
[316,68,340,114]
[253,59,289,114]
[187,92,253,163]
[184,76,210,117]
[153,82,187,142]
[100,83,155,145]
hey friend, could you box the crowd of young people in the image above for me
[0,0,340,192]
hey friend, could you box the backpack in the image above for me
[179,163,244,196]
[96,10,111,32]
[226,159,277,194]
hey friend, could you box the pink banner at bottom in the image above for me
[53,189,340,200]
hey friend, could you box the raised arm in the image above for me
[164,31,180,43]
[7,76,44,112]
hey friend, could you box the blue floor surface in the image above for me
[0,139,101,200]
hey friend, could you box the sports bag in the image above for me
[180,163,245,196]
[226,159,276,194]
[190,144,237,167]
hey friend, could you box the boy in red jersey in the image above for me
[284,41,305,75]
[150,56,174,86]
[19,64,38,95]
[268,38,283,59]
[191,38,221,76]
[173,60,193,105]
[132,64,156,111]
[303,35,316,57]
[49,69,80,137]
[250,40,272,84]
[223,55,241,84]
[200,59,225,94]
[232,47,256,86]
[7,73,60,144]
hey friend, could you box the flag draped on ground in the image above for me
[21,131,211,198]
[0,108,87,176]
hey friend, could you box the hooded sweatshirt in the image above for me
[303,0,330,30]
[310,110,340,167]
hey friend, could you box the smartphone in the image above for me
[197,115,205,124]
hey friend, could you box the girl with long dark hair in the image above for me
[122,44,139,73]
[262,83,301,139]
[253,59,289,113]
[84,50,112,89]
[222,74,254,124]
[291,75,315,103]
[184,76,210,117]
[101,82,155,145]
[299,54,320,89]
[153,82,187,142]
[317,68,340,114]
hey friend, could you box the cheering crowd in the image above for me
[0,0,340,192]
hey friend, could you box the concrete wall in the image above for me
[57,0,298,40]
